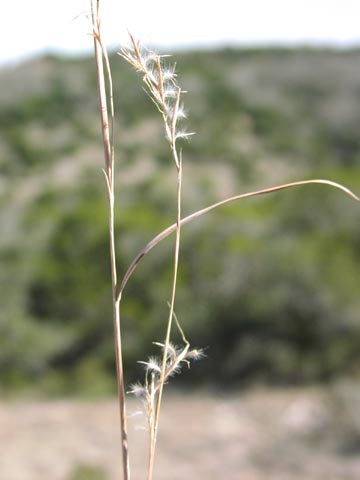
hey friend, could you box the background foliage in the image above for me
[0,47,360,395]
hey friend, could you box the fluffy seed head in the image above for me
[120,35,194,154]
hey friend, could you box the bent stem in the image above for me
[91,2,130,479]
[118,178,360,298]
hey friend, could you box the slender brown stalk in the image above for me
[120,40,189,478]
[91,2,130,479]
[148,157,182,480]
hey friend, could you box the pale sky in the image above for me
[2,0,360,65]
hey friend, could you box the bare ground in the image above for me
[1,387,360,480]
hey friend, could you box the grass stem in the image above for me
[91,2,130,479]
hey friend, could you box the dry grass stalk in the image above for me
[89,3,360,479]
[120,35,194,479]
[90,2,130,479]
[129,339,204,474]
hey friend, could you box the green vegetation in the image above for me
[0,47,360,395]
[68,464,108,480]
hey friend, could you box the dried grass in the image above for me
[90,1,360,478]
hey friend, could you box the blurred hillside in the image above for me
[0,47,360,395]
